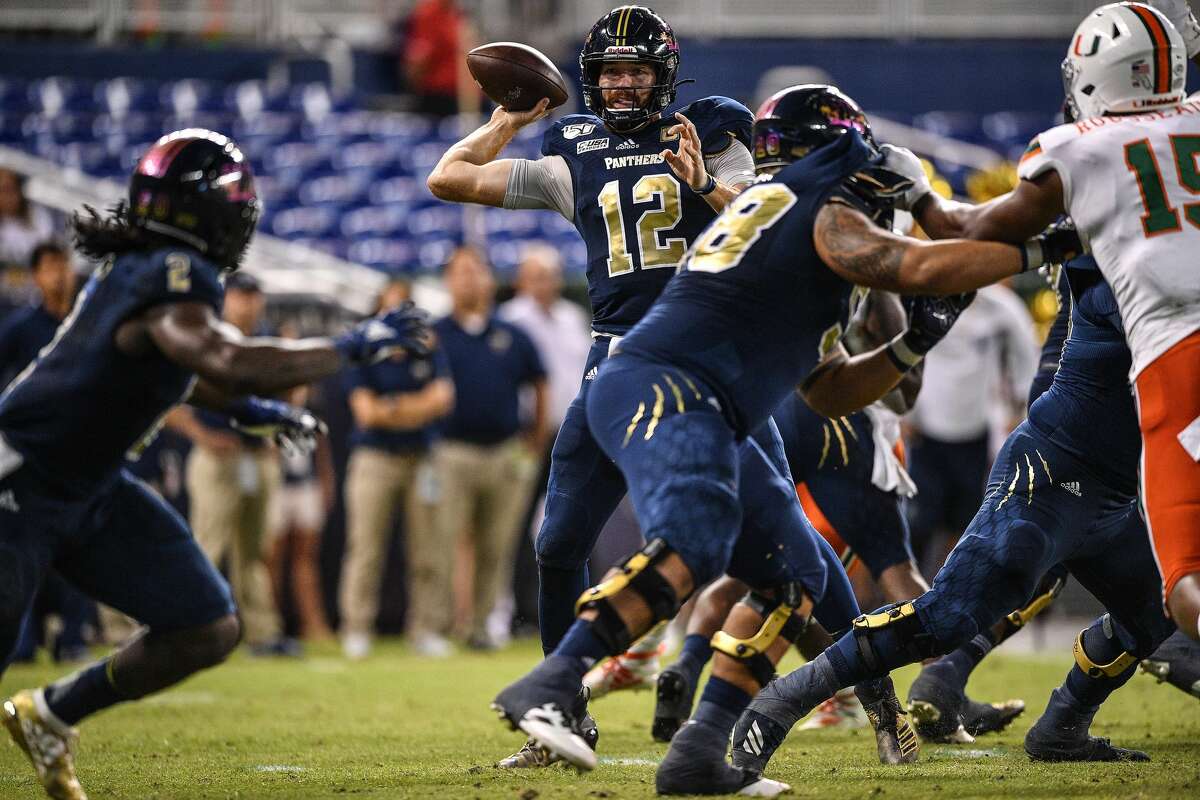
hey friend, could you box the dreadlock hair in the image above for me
[71,202,177,261]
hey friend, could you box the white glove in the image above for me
[880,144,933,212]
[1148,0,1200,59]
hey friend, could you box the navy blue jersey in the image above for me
[543,96,752,335]
[344,347,451,453]
[0,247,223,495]
[1026,256,1139,496]
[0,304,60,387]
[620,131,875,435]
[1026,264,1071,407]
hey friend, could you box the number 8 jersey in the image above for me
[504,96,753,335]
[1018,100,1200,380]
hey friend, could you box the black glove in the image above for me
[886,292,976,371]
[334,301,431,365]
[1021,217,1083,271]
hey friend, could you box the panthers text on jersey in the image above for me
[0,247,224,496]
[619,129,876,435]
[541,95,752,335]
[1018,102,1200,380]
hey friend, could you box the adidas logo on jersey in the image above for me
[0,489,19,512]
[585,366,598,381]
[1060,481,1082,497]
[615,139,639,151]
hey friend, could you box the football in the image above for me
[466,41,569,112]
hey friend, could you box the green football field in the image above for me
[2,639,1198,799]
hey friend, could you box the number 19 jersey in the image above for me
[1018,101,1200,379]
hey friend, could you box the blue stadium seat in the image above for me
[22,113,92,146]
[159,112,234,138]
[226,80,291,118]
[368,111,434,143]
[27,77,94,116]
[0,79,31,114]
[413,233,462,271]
[341,204,412,239]
[269,205,339,239]
[232,112,301,142]
[0,114,26,145]
[913,111,984,144]
[94,78,160,117]
[297,173,371,207]
[406,205,464,238]
[159,79,223,116]
[289,83,358,123]
[93,113,159,154]
[332,140,410,176]
[368,176,421,206]
[346,237,417,273]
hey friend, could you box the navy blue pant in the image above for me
[913,423,1174,656]
[774,401,914,579]
[585,354,853,624]
[0,465,235,672]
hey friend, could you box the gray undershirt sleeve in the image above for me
[704,139,756,188]
[502,155,574,221]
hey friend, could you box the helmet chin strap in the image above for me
[142,219,210,253]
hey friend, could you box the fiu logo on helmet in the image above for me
[563,123,597,140]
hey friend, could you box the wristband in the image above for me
[885,332,924,372]
[1019,239,1042,273]
[694,173,718,196]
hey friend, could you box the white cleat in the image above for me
[738,776,792,797]
[798,687,868,731]
[517,703,598,772]
[583,644,664,699]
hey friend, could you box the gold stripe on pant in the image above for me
[186,446,281,645]
[434,438,538,641]
[338,447,440,638]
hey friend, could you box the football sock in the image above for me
[925,635,992,691]
[43,659,127,726]
[673,633,713,687]
[555,620,613,676]
[693,676,752,736]
[538,564,589,655]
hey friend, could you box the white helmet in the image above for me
[1062,2,1186,121]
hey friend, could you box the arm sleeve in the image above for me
[704,139,756,188]
[503,155,574,221]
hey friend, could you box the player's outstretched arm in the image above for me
[843,291,923,413]
[141,300,428,396]
[881,144,1065,242]
[426,98,551,205]
[814,201,1027,295]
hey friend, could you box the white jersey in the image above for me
[1018,101,1200,379]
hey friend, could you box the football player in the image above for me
[0,130,428,800]
[885,1,1200,644]
[430,5,882,773]
[490,82,1058,794]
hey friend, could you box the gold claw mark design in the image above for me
[679,373,702,400]
[662,374,685,413]
[645,384,665,440]
[622,402,645,448]
[841,416,858,440]
[818,423,832,469]
[1036,449,1052,483]
[830,417,849,467]
[1025,453,1035,505]
[997,461,1021,510]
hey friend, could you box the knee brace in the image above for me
[851,602,939,672]
[575,539,682,653]
[1003,571,1066,634]
[1073,614,1138,679]
[710,584,813,687]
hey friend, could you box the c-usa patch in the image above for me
[577,138,610,154]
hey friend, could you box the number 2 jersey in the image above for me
[503,96,754,335]
[0,247,224,496]
[619,130,877,436]
[1018,100,1200,379]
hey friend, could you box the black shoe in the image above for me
[1140,631,1200,700]
[657,719,791,797]
[491,656,596,771]
[962,695,1025,737]
[1025,724,1149,762]
[653,664,697,742]
[858,678,919,765]
[905,666,972,743]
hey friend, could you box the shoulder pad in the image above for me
[541,114,606,157]
[133,248,224,312]
[683,96,754,155]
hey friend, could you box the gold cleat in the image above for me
[2,689,88,800]
[865,702,920,765]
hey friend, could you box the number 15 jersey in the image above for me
[504,96,754,335]
[1019,100,1200,379]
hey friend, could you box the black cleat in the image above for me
[657,719,791,797]
[1140,631,1200,700]
[1025,725,1149,762]
[653,664,697,742]
[491,656,597,771]
[905,666,973,743]
[858,679,920,765]
[962,695,1025,737]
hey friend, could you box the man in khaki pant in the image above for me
[178,272,289,654]
[432,247,548,650]
[339,279,456,660]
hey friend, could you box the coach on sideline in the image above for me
[433,246,548,650]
